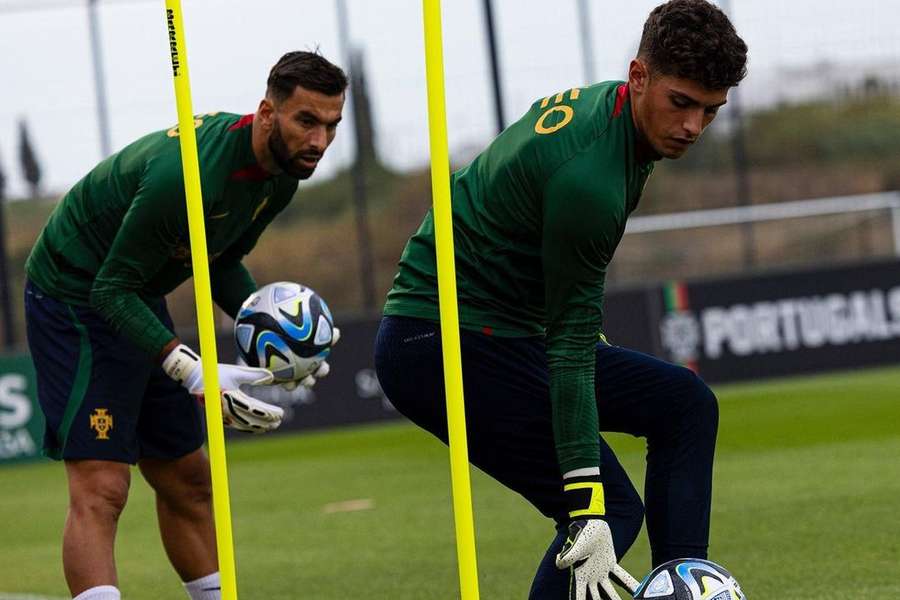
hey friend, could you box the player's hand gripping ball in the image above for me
[633,558,745,600]
[235,282,337,385]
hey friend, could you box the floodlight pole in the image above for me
[892,203,900,257]
[730,86,755,268]
[481,0,506,134]
[336,0,377,311]
[87,0,112,158]
[719,0,755,268]
[576,0,596,85]
[0,191,12,350]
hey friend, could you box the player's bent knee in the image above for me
[163,464,212,509]
[680,376,720,444]
[691,377,719,426]
[69,471,130,521]
[180,471,213,507]
[672,368,718,421]
[176,459,213,506]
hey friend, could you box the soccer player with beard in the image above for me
[376,1,748,598]
[24,51,345,600]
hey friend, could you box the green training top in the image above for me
[26,112,298,357]
[384,82,654,473]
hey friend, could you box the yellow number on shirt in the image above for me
[535,89,580,135]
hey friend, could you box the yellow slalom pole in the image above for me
[163,3,239,598]
[421,2,480,599]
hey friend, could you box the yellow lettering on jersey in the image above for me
[535,105,575,135]
[541,88,580,109]
[167,114,217,138]
[167,117,205,138]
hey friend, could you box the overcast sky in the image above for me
[0,0,898,198]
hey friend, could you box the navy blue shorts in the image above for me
[24,280,204,463]
[375,315,718,569]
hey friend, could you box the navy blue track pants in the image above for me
[374,316,719,598]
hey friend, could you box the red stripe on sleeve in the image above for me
[228,113,255,131]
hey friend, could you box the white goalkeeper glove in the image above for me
[280,326,341,390]
[162,343,284,433]
[555,473,640,600]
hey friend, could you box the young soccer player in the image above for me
[375,2,748,598]
[24,51,346,600]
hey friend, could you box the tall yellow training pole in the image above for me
[164,3,239,598]
[421,2,481,598]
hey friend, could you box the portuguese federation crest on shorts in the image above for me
[90,408,114,440]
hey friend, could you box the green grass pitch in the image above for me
[2,366,899,599]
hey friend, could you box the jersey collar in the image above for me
[613,84,656,169]
[228,114,274,182]
[612,83,629,119]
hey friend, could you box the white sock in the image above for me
[72,586,120,600]
[184,571,221,600]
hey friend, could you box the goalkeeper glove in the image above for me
[555,471,640,600]
[162,343,284,433]
[281,326,341,390]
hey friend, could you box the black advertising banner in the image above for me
[271,317,399,433]
[603,286,663,355]
[214,258,900,435]
[651,259,900,382]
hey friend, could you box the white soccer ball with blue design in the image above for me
[633,559,745,600]
[234,282,336,383]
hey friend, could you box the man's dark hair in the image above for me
[638,0,748,89]
[267,51,348,102]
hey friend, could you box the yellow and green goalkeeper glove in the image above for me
[556,470,641,600]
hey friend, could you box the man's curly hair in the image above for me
[638,0,748,89]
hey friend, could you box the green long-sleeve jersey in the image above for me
[26,112,298,357]
[384,81,654,473]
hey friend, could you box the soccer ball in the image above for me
[633,559,745,600]
[234,282,335,382]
